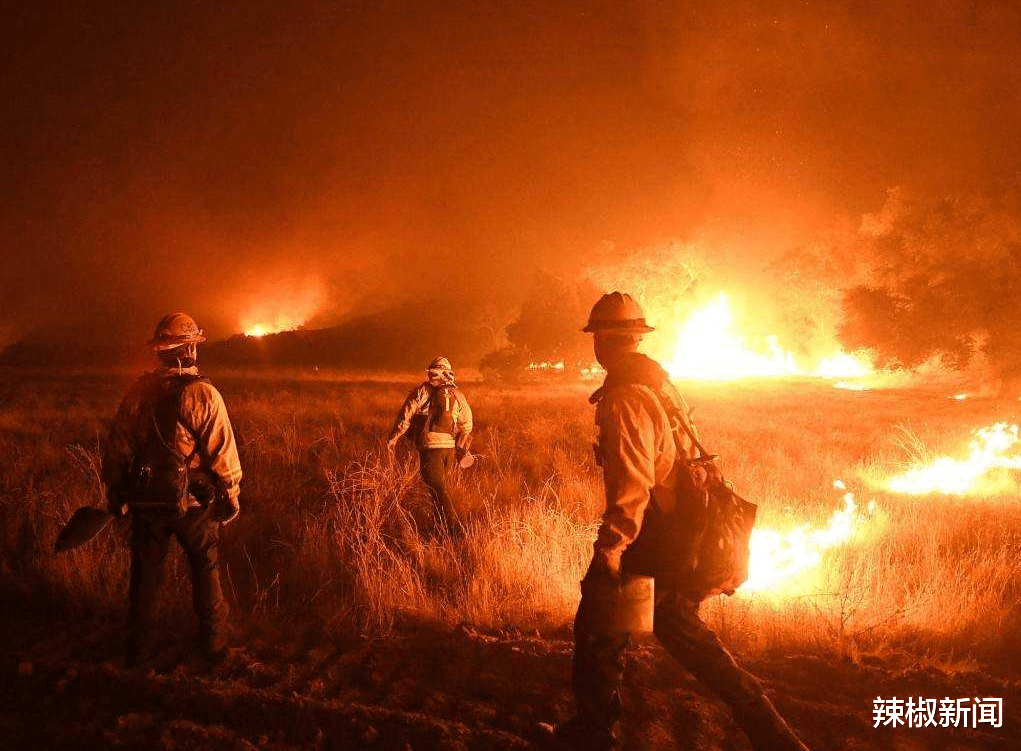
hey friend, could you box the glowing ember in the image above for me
[663,293,872,381]
[885,422,1021,496]
[243,317,307,337]
[744,480,877,594]
[814,352,872,379]
[525,361,605,379]
[833,380,871,391]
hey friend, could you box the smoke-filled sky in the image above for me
[3,0,1020,346]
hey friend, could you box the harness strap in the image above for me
[142,374,208,463]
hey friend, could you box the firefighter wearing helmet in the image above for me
[385,356,473,531]
[101,312,242,667]
[550,293,810,751]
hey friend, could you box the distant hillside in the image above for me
[0,301,507,371]
[205,302,502,370]
[0,340,149,369]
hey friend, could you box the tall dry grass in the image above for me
[2,368,1020,668]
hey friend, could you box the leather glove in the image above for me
[107,490,128,518]
[215,495,241,526]
[704,460,726,488]
[583,552,622,582]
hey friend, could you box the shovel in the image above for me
[55,507,119,553]
[54,502,165,553]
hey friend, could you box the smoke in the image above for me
[2,1,1020,351]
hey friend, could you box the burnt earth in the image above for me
[2,611,1018,751]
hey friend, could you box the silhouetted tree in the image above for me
[481,274,599,379]
[838,188,1021,381]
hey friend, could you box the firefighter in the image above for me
[386,356,473,530]
[101,312,242,668]
[553,293,810,751]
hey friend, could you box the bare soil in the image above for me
[2,606,1017,751]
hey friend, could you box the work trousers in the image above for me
[573,577,808,751]
[127,505,229,663]
[418,448,457,530]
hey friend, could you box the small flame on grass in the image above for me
[834,380,872,391]
[885,422,1021,495]
[744,480,877,595]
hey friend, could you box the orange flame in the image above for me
[885,423,1021,496]
[834,380,872,391]
[239,277,324,338]
[744,480,878,595]
[662,293,872,381]
[244,320,303,337]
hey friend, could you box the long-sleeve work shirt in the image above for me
[388,382,473,450]
[102,366,243,503]
[593,380,698,572]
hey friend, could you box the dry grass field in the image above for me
[1,366,1020,750]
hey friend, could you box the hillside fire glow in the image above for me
[743,480,877,595]
[885,422,1021,496]
[238,277,325,339]
[243,314,308,338]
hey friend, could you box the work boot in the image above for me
[544,716,620,751]
[125,633,157,669]
[198,615,230,654]
[198,635,229,666]
[736,693,811,751]
[204,645,229,666]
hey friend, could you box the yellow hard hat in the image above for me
[427,356,452,370]
[582,292,655,334]
[148,311,207,351]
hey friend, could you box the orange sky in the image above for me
[2,1,1020,345]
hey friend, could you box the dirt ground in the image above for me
[3,605,1018,751]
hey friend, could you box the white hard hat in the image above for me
[582,292,655,334]
[148,311,207,351]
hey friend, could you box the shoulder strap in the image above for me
[147,374,209,458]
[672,405,710,459]
[174,375,211,460]
[590,355,716,460]
[639,380,709,460]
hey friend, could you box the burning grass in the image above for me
[2,369,1021,672]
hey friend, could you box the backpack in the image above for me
[425,384,457,436]
[592,355,757,599]
[124,373,210,515]
[668,408,757,598]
